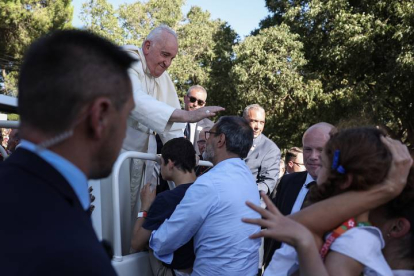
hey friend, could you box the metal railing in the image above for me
[0,120,19,128]
[111,151,213,261]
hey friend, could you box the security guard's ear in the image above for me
[88,97,112,140]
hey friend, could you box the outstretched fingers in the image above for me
[261,192,281,215]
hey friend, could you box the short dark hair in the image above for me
[18,30,136,135]
[285,147,303,163]
[214,116,253,159]
[161,138,196,173]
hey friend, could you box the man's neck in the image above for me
[213,152,240,166]
[172,172,197,186]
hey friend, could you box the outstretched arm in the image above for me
[169,106,225,123]
[243,196,328,276]
[290,136,413,237]
[244,137,412,240]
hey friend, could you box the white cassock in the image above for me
[122,45,184,215]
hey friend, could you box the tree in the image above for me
[259,0,414,149]
[0,0,73,96]
[80,0,238,102]
[230,24,326,148]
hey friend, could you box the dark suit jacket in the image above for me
[0,149,116,276]
[263,171,308,269]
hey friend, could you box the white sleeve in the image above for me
[128,64,176,134]
[330,227,392,275]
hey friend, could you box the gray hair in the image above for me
[187,85,207,96]
[144,25,177,46]
[243,104,265,119]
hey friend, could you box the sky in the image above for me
[72,0,270,38]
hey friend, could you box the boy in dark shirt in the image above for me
[131,137,197,275]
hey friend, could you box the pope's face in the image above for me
[143,32,178,78]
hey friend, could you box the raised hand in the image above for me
[242,192,312,247]
[380,136,413,196]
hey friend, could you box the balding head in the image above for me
[302,122,335,179]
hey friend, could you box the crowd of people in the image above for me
[0,24,412,276]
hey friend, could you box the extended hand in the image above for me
[380,136,413,196]
[242,192,312,248]
[188,106,225,123]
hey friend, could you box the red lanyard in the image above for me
[319,218,356,259]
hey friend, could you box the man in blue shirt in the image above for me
[150,116,262,276]
[0,30,135,275]
[131,137,197,275]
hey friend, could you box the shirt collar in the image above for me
[304,173,315,188]
[19,140,89,210]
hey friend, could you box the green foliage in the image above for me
[260,0,414,149]
[230,24,325,148]
[7,113,19,121]
[0,0,73,96]
[79,0,238,100]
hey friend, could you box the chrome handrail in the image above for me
[111,151,213,261]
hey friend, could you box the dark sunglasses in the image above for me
[189,96,205,106]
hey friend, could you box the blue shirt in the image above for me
[19,140,89,210]
[149,158,261,276]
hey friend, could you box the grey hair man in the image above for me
[183,85,214,154]
[285,147,306,174]
[150,116,261,275]
[0,30,135,275]
[243,104,281,197]
[122,25,223,216]
[243,103,281,274]
[264,122,335,274]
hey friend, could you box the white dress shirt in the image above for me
[264,173,314,276]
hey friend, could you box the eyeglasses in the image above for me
[205,131,219,140]
[293,162,305,167]
[189,96,205,106]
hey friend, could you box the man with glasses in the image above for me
[150,117,261,276]
[183,85,214,155]
[285,147,306,174]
